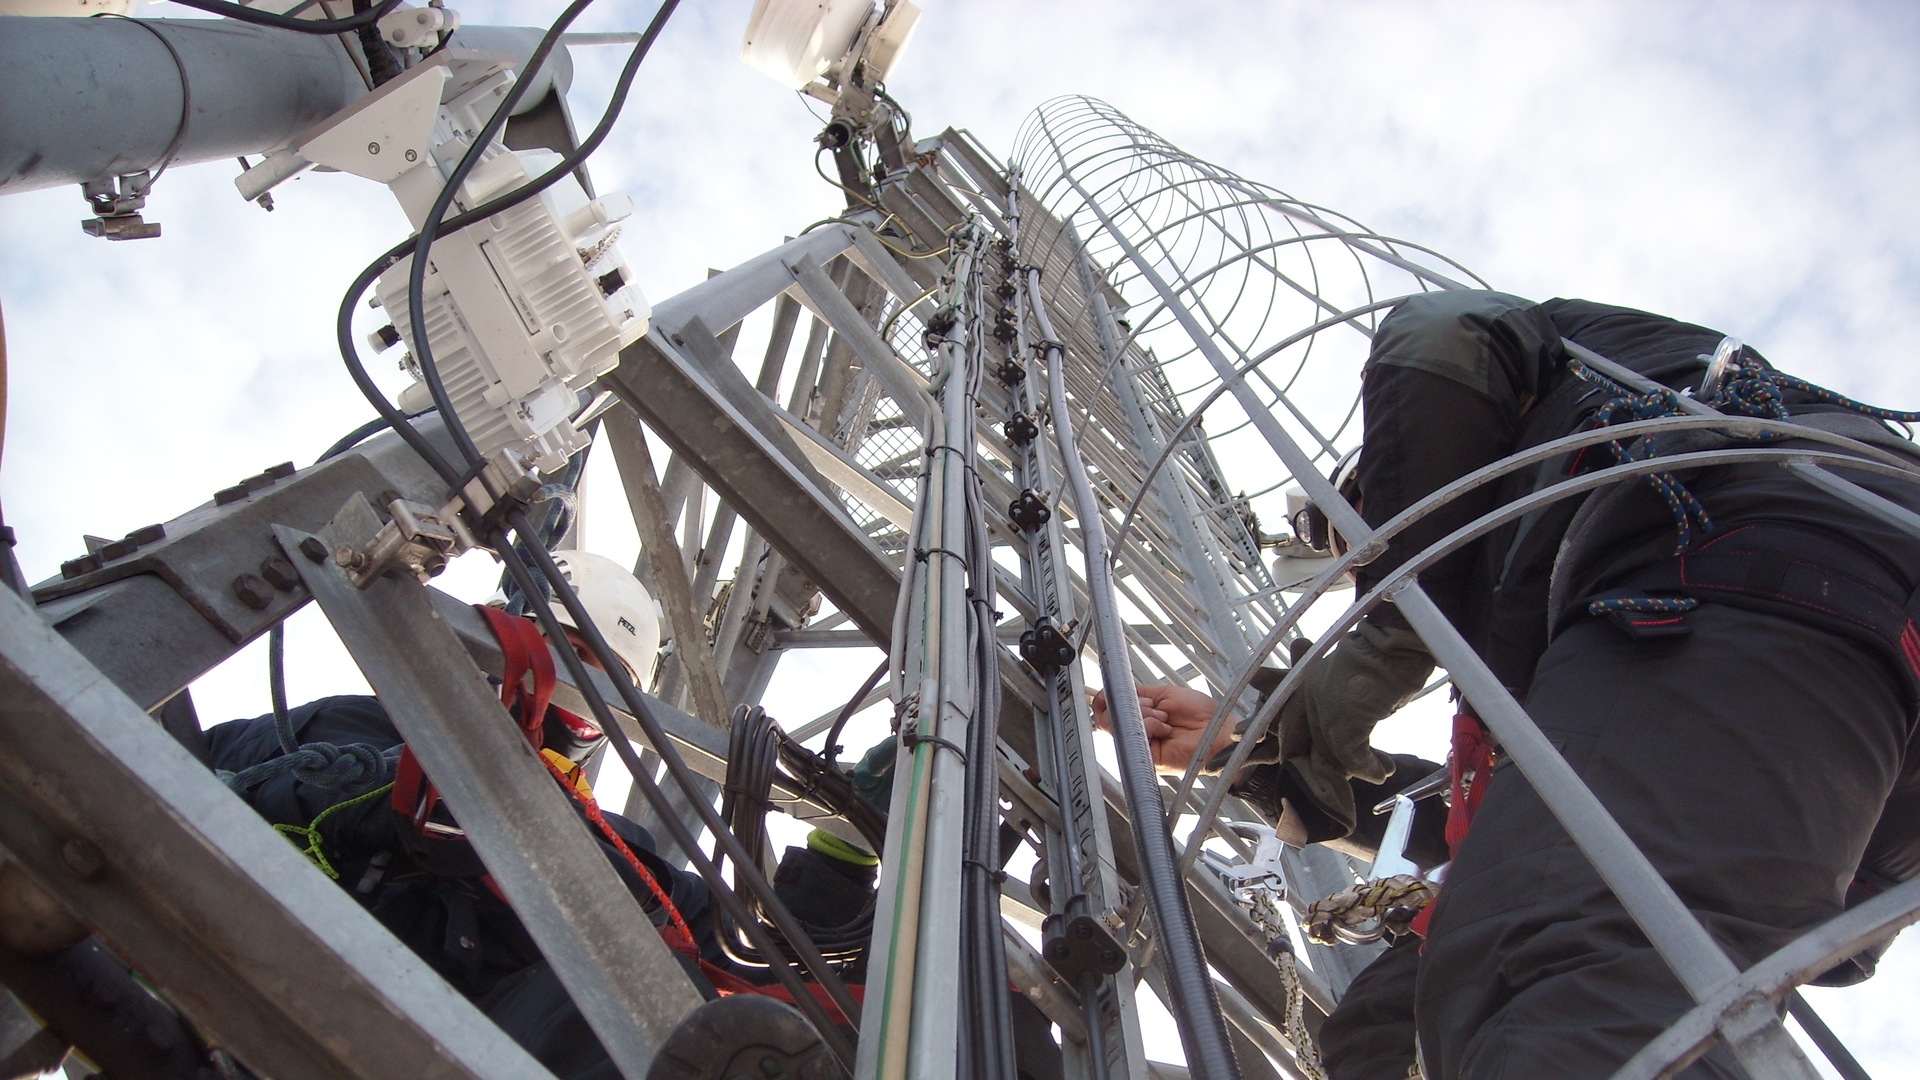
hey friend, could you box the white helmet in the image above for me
[549,551,662,684]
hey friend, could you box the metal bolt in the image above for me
[1101,947,1120,966]
[264,461,296,481]
[367,141,381,155]
[1075,921,1093,940]
[61,838,104,880]
[125,523,166,545]
[60,553,103,580]
[232,573,272,610]
[99,538,137,561]
[404,148,418,162]
[457,935,476,950]
[213,484,249,506]
[260,556,300,592]
[298,536,329,564]
[334,548,366,570]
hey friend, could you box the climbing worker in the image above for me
[1098,291,1920,1078]
[204,550,714,1078]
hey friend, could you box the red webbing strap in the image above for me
[478,604,558,745]
[1444,710,1496,856]
[697,959,865,1025]
[390,747,434,831]
[390,607,561,837]
[1411,709,1496,939]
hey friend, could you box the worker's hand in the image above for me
[1224,620,1436,839]
[1091,683,1238,774]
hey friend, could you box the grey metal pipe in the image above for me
[0,16,361,194]
[0,17,570,196]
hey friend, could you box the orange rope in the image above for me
[541,754,697,952]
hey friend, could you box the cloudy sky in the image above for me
[1,0,1916,1073]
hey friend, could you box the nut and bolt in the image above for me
[97,538,137,561]
[60,553,104,580]
[231,573,273,610]
[61,838,104,881]
[259,556,301,592]
[126,523,166,545]
[298,536,330,564]
[216,464,295,506]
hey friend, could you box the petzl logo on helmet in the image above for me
[618,616,638,636]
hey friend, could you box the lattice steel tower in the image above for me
[3,10,1915,1080]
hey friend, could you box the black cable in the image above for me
[336,251,463,487]
[494,515,860,1064]
[822,657,889,766]
[316,410,436,463]
[499,439,591,616]
[268,623,297,755]
[775,732,887,853]
[402,0,599,472]
[337,0,678,488]
[954,236,1017,1079]
[166,0,403,34]
[352,0,404,86]
[718,723,878,972]
[712,706,876,975]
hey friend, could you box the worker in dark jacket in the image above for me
[206,552,720,1079]
[1103,291,1920,1078]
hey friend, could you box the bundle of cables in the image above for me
[324,0,866,1060]
[712,705,885,979]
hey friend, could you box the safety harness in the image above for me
[1582,524,1920,708]
[390,605,864,1023]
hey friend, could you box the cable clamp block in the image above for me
[338,497,471,587]
[1019,617,1074,675]
[1042,912,1128,981]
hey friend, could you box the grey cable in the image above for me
[1028,265,1242,1079]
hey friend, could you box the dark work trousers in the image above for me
[1321,935,1423,1080]
[1414,602,1915,1079]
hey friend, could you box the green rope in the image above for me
[274,782,395,880]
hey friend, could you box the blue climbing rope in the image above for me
[1568,359,1716,554]
[1569,348,1920,558]
[220,741,401,798]
[1715,356,1920,425]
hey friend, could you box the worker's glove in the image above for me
[1210,619,1434,838]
